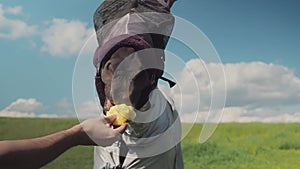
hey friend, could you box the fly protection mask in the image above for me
[93,0,176,112]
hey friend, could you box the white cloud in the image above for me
[5,6,23,15]
[76,100,102,119]
[221,107,300,123]
[55,98,75,116]
[5,98,42,112]
[0,3,37,39]
[178,60,300,109]
[171,59,300,123]
[41,18,94,57]
[38,114,59,118]
[0,3,96,57]
[0,98,42,117]
[223,62,300,107]
[55,98,102,118]
[180,107,300,123]
[0,98,58,118]
[180,111,204,123]
[0,98,102,119]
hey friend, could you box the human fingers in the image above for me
[113,123,127,134]
[103,114,117,125]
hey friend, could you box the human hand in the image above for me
[76,115,127,146]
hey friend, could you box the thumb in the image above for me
[104,114,117,124]
[114,123,127,133]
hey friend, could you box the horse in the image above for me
[93,0,183,168]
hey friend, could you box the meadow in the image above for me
[0,117,299,169]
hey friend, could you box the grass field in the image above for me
[0,117,300,169]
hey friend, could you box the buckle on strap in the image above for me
[160,76,176,88]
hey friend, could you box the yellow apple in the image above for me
[107,104,136,126]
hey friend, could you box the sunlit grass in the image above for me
[1,118,299,169]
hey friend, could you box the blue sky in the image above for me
[173,0,300,67]
[1,0,299,122]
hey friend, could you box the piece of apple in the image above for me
[107,104,136,126]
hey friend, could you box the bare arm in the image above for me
[0,115,126,169]
[0,125,83,168]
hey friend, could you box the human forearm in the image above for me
[0,116,126,169]
[0,124,82,169]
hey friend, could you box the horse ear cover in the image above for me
[93,0,175,108]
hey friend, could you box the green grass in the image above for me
[1,118,300,169]
[182,123,300,169]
